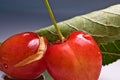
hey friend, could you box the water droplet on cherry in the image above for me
[3,63,8,69]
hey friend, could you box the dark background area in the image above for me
[0,0,120,41]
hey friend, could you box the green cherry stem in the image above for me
[44,0,65,42]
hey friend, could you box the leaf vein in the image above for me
[101,10,120,16]
[64,22,79,31]
[102,52,120,57]
[81,16,120,28]
[47,29,58,36]
[101,44,107,51]
[112,41,120,51]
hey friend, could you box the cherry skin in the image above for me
[0,32,47,79]
[45,31,102,80]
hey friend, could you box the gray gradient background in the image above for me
[0,0,120,80]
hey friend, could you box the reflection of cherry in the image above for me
[45,31,102,80]
[0,32,47,79]
[4,75,45,80]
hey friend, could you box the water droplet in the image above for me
[3,63,8,69]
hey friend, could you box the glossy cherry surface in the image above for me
[0,32,47,79]
[45,31,102,80]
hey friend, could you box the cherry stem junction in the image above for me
[44,0,65,42]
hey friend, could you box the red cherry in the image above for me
[45,31,102,80]
[0,32,47,79]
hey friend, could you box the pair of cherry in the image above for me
[0,31,102,80]
[0,0,102,80]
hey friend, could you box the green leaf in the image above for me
[100,40,120,65]
[35,4,120,65]
[36,4,120,43]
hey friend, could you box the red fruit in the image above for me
[45,31,102,80]
[0,32,47,79]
